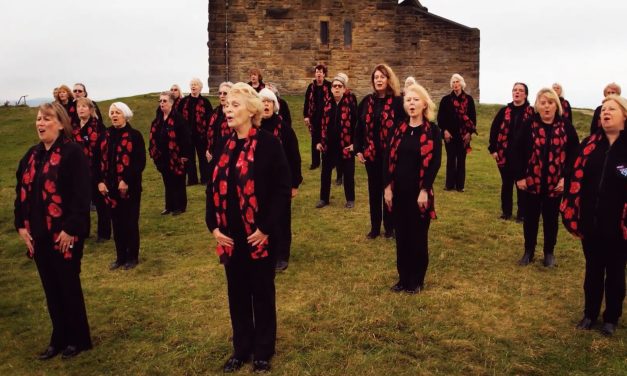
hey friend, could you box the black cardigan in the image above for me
[303,80,332,119]
[488,102,532,166]
[177,95,213,136]
[260,114,303,189]
[437,91,477,139]
[151,110,192,171]
[354,94,404,155]
[14,137,91,238]
[206,129,292,235]
[510,114,580,183]
[590,105,602,135]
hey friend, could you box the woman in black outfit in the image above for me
[437,73,476,192]
[315,73,357,209]
[259,87,302,272]
[561,95,627,336]
[248,67,265,93]
[149,91,191,216]
[178,78,213,185]
[206,83,291,373]
[552,83,573,124]
[57,84,77,119]
[512,88,579,267]
[589,82,621,135]
[206,81,233,164]
[355,63,403,239]
[74,97,111,241]
[14,103,92,359]
[488,82,534,221]
[384,84,442,294]
[97,102,146,270]
[303,64,333,170]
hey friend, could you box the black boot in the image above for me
[518,250,534,266]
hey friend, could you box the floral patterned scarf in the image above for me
[72,117,101,172]
[100,127,134,208]
[387,121,437,219]
[305,81,330,132]
[524,117,567,197]
[149,114,185,175]
[451,92,476,154]
[321,94,354,159]
[495,104,534,167]
[211,127,268,264]
[363,95,395,162]
[181,95,210,135]
[207,105,231,155]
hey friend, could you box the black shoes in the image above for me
[543,254,556,268]
[160,209,171,215]
[253,360,271,373]
[404,285,424,294]
[96,236,110,243]
[366,231,380,239]
[275,260,288,272]
[345,201,355,209]
[124,260,138,270]
[335,177,343,186]
[223,357,245,373]
[518,252,534,266]
[309,164,319,170]
[172,209,185,216]
[456,188,465,192]
[61,345,81,359]
[601,322,616,336]
[384,230,395,239]
[38,346,59,360]
[390,281,404,292]
[576,317,596,330]
[109,261,124,270]
[315,200,328,208]
[499,214,512,220]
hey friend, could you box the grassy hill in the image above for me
[0,94,624,375]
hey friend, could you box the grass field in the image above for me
[0,94,624,376]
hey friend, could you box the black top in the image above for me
[14,137,91,238]
[355,94,404,155]
[316,95,358,155]
[278,97,292,128]
[437,91,477,139]
[226,138,248,247]
[511,114,580,189]
[488,102,532,167]
[177,95,213,136]
[260,114,303,189]
[384,124,442,193]
[206,129,292,237]
[153,111,192,171]
[590,105,602,135]
[95,124,146,197]
[575,131,627,238]
[303,80,332,120]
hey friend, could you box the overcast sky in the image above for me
[0,1,625,108]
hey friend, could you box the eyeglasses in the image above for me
[218,92,228,96]
[332,84,344,88]
[73,89,84,93]
[159,99,169,103]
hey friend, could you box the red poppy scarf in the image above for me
[207,105,230,154]
[495,104,534,167]
[149,114,185,175]
[451,92,476,154]
[321,95,354,159]
[524,118,567,197]
[100,128,133,208]
[72,117,101,171]
[363,95,395,162]
[305,81,330,133]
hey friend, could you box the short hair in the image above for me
[314,63,328,76]
[259,87,280,114]
[190,78,203,90]
[57,84,73,100]
[551,82,563,97]
[52,87,60,102]
[109,102,134,120]
[160,91,176,104]
[450,74,467,90]
[219,81,234,91]
[265,82,279,95]
[404,84,436,121]
[513,82,529,97]
[38,102,72,138]
[534,88,563,116]
[404,76,418,88]
[227,82,264,127]
[371,64,401,97]
[602,95,627,118]
[74,83,88,97]
[249,68,263,81]
[604,82,622,97]
[75,97,97,119]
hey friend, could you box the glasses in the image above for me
[73,89,84,93]
[332,84,344,88]
[218,91,228,96]
[159,99,169,103]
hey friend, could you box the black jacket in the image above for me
[488,102,532,168]
[151,111,192,172]
[260,114,303,189]
[355,94,404,155]
[437,91,477,139]
[206,129,292,236]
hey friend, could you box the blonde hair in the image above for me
[602,95,627,118]
[603,82,622,97]
[404,84,436,121]
[227,82,264,127]
[450,74,467,90]
[38,102,72,138]
[371,64,401,97]
[534,88,563,116]
[75,97,97,119]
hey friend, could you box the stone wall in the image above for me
[208,0,480,102]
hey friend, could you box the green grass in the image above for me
[0,95,624,375]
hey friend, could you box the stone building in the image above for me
[208,0,480,100]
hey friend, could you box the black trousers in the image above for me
[523,193,561,254]
[275,199,292,264]
[365,157,393,234]
[160,170,187,212]
[185,134,211,184]
[92,182,111,239]
[498,166,526,218]
[110,193,141,263]
[393,190,431,289]
[33,235,91,350]
[225,250,276,361]
[582,233,627,324]
[320,152,355,203]
[310,118,321,167]
[444,137,467,190]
